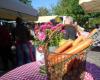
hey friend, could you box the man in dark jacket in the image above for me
[63,16,77,40]
[15,17,36,66]
[0,25,14,71]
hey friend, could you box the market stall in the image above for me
[0,0,38,21]
[79,0,100,13]
[79,0,100,47]
[35,16,57,23]
[0,28,99,80]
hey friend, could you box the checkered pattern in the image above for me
[0,61,47,80]
[0,61,95,80]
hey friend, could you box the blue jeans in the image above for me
[16,42,35,66]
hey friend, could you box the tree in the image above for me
[38,7,49,16]
[19,0,32,6]
[52,0,100,27]
[52,0,85,24]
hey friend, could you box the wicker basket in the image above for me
[44,51,87,80]
[43,27,93,80]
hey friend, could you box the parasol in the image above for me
[79,0,100,13]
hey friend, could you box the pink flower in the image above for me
[61,30,66,33]
[40,23,52,32]
[50,23,64,31]
[84,72,94,80]
[37,32,46,41]
[37,45,44,53]
[56,23,64,27]
[40,24,47,30]
[47,24,51,29]
[51,26,57,31]
[47,22,52,25]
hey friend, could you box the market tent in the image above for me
[0,0,38,21]
[79,0,100,13]
[35,16,57,23]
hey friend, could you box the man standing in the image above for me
[63,16,78,40]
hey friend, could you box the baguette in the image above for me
[88,29,98,38]
[63,39,93,54]
[49,39,93,65]
[54,40,73,53]
[73,35,84,46]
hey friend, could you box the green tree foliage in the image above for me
[38,7,49,16]
[19,0,32,6]
[52,0,84,15]
[52,0,100,27]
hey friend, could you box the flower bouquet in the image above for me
[34,22,64,53]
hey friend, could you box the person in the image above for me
[63,16,79,40]
[0,24,15,71]
[34,23,40,36]
[15,17,35,66]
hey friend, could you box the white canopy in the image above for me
[35,16,57,23]
[0,0,38,21]
[79,0,100,13]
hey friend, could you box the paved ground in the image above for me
[86,47,100,80]
[86,30,100,71]
[87,47,100,67]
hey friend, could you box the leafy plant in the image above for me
[34,23,64,47]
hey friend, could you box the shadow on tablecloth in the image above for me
[86,62,100,80]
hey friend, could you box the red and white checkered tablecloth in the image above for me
[0,61,47,80]
[0,61,94,80]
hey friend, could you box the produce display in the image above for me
[54,39,73,53]
[47,28,98,66]
[48,38,93,65]
[41,28,99,80]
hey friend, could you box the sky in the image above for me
[32,0,58,9]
